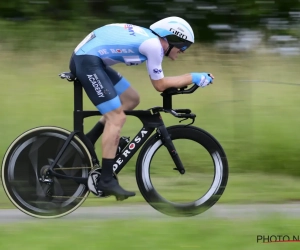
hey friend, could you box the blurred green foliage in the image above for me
[0,1,300,195]
[1,216,300,250]
[1,0,300,42]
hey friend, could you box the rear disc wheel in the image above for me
[1,126,92,218]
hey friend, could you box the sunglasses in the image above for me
[180,45,188,52]
[171,42,191,52]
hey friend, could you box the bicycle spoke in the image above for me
[2,127,92,218]
[53,167,91,170]
[28,137,49,197]
[28,137,48,178]
[51,195,86,199]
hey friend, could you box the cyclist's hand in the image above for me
[191,72,214,88]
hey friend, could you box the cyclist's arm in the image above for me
[140,38,193,92]
[151,75,193,92]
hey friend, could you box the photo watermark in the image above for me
[257,235,300,243]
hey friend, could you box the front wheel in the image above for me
[1,126,92,219]
[136,125,228,217]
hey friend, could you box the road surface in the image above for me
[0,203,300,223]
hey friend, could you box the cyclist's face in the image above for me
[168,47,182,60]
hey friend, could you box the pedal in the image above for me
[87,168,119,198]
[87,168,110,198]
[87,168,103,197]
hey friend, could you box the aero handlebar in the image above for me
[161,84,199,97]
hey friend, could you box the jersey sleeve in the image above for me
[139,38,164,80]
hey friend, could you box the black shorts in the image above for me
[69,53,130,114]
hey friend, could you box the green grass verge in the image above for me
[1,49,300,176]
[1,38,300,209]
[1,173,300,209]
[0,216,300,250]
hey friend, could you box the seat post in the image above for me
[73,80,84,132]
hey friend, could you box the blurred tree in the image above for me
[1,0,300,41]
[0,0,25,19]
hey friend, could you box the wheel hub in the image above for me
[39,165,53,184]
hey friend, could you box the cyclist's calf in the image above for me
[102,107,126,158]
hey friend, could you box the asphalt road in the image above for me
[0,203,300,223]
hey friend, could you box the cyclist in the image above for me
[68,16,214,200]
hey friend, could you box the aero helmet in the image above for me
[150,16,194,55]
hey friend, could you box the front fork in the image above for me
[157,125,185,175]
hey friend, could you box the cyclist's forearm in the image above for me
[162,74,193,89]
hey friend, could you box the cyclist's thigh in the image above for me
[104,65,131,96]
[73,55,121,115]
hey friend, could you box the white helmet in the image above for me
[150,16,195,52]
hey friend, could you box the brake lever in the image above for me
[179,117,188,123]
[179,116,195,126]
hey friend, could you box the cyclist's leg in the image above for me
[85,64,140,145]
[102,65,140,121]
[119,86,140,110]
[71,54,104,145]
[71,54,135,198]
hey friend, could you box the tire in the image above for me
[1,126,92,219]
[136,125,228,217]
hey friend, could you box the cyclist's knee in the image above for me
[120,86,140,110]
[127,94,140,110]
[104,107,126,128]
[133,93,140,108]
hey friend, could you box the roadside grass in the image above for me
[0,215,300,250]
[1,44,300,208]
[1,173,300,209]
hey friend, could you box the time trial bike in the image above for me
[1,71,229,219]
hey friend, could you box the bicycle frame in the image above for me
[48,79,199,185]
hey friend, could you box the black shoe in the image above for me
[98,178,135,201]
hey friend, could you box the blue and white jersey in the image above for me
[74,23,165,80]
